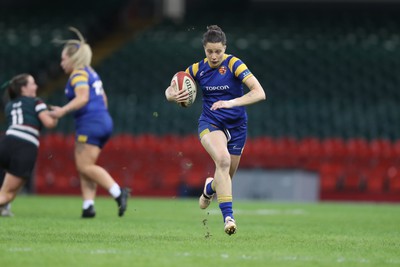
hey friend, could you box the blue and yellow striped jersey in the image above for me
[186,54,253,128]
[65,66,108,123]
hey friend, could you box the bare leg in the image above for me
[229,154,241,180]
[201,131,232,197]
[75,142,128,217]
[0,173,26,205]
[80,173,97,201]
[74,142,116,191]
[200,131,240,234]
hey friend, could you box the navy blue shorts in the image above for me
[75,115,113,148]
[198,120,247,155]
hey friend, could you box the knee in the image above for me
[76,163,90,175]
[76,164,84,174]
[215,154,231,170]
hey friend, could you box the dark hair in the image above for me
[7,73,30,100]
[202,25,227,46]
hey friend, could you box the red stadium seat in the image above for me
[319,163,343,191]
[275,137,299,168]
[387,166,400,193]
[346,138,370,165]
[369,139,394,165]
[321,138,347,164]
[342,165,364,191]
[298,137,323,171]
[254,136,279,168]
[365,164,387,193]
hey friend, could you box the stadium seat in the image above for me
[342,164,364,191]
[369,139,394,163]
[321,138,347,163]
[367,176,386,193]
[387,166,400,193]
[297,137,323,171]
[319,163,343,191]
[365,164,388,193]
[19,3,400,201]
[346,138,370,164]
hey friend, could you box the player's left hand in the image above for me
[49,106,65,118]
[210,100,234,110]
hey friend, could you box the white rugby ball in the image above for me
[171,71,197,107]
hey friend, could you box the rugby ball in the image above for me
[171,71,197,107]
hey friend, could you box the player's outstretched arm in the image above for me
[210,76,266,110]
[50,86,89,118]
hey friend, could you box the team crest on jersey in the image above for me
[219,66,227,75]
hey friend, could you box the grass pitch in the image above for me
[0,196,399,267]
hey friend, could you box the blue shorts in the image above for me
[198,120,247,156]
[75,115,113,148]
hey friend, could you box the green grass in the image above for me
[0,196,399,267]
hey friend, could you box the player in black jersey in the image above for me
[0,74,58,215]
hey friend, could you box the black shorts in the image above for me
[0,135,38,180]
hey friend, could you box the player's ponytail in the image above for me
[0,80,10,93]
[202,25,227,46]
[0,80,11,106]
[53,27,92,69]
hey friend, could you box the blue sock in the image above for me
[205,181,215,196]
[219,202,233,222]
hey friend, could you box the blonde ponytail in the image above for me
[54,27,92,68]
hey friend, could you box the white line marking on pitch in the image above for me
[90,249,118,254]
[8,247,32,252]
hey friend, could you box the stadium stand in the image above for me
[1,1,400,201]
[0,1,128,88]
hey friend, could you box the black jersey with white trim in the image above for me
[4,96,48,146]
